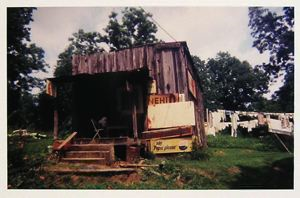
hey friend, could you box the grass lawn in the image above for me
[7,134,293,189]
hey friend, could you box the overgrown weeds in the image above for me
[190,141,211,160]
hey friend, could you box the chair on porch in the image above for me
[91,119,104,142]
[91,117,107,142]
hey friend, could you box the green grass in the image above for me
[8,134,53,189]
[207,134,282,151]
[7,134,293,189]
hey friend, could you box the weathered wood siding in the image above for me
[72,42,207,147]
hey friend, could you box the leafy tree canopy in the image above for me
[248,7,294,112]
[7,8,48,124]
[194,52,269,111]
[104,7,158,51]
[7,8,48,93]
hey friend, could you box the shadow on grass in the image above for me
[230,157,293,189]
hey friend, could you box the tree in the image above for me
[103,11,131,51]
[7,8,48,128]
[194,52,269,110]
[104,7,158,51]
[68,29,105,55]
[248,7,294,112]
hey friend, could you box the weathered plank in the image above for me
[142,126,193,139]
[161,50,176,93]
[132,100,138,139]
[45,167,136,173]
[57,132,77,150]
[120,164,159,168]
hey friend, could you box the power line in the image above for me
[139,7,177,42]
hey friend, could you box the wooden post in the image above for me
[54,110,58,140]
[132,101,138,141]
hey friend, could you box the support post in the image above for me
[54,110,58,140]
[132,101,138,141]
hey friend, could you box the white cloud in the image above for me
[29,7,279,95]
[30,7,115,78]
[146,7,269,66]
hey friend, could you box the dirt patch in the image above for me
[109,172,141,184]
[110,174,128,183]
[175,177,184,188]
[227,166,241,175]
[214,150,225,156]
[190,168,216,180]
[71,175,80,183]
[199,170,216,180]
[126,172,141,183]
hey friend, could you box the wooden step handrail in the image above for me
[57,132,77,150]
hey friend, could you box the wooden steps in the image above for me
[69,144,113,151]
[61,157,106,164]
[65,151,110,158]
[60,143,115,165]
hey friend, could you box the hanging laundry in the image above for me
[208,111,213,128]
[217,109,226,121]
[268,118,293,135]
[225,110,232,116]
[248,120,258,132]
[279,114,290,128]
[231,112,239,137]
[211,111,222,132]
[207,126,216,136]
[219,122,231,131]
[257,113,266,125]
[237,121,248,128]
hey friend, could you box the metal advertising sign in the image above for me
[150,137,193,154]
[148,93,179,106]
[187,70,196,98]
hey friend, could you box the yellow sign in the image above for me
[150,137,193,154]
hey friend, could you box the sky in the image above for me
[29,7,283,97]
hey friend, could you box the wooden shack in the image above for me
[49,41,206,163]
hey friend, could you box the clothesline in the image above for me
[207,109,294,118]
[206,109,294,137]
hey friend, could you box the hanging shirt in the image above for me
[231,113,239,130]
[231,113,239,137]
[257,113,266,125]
